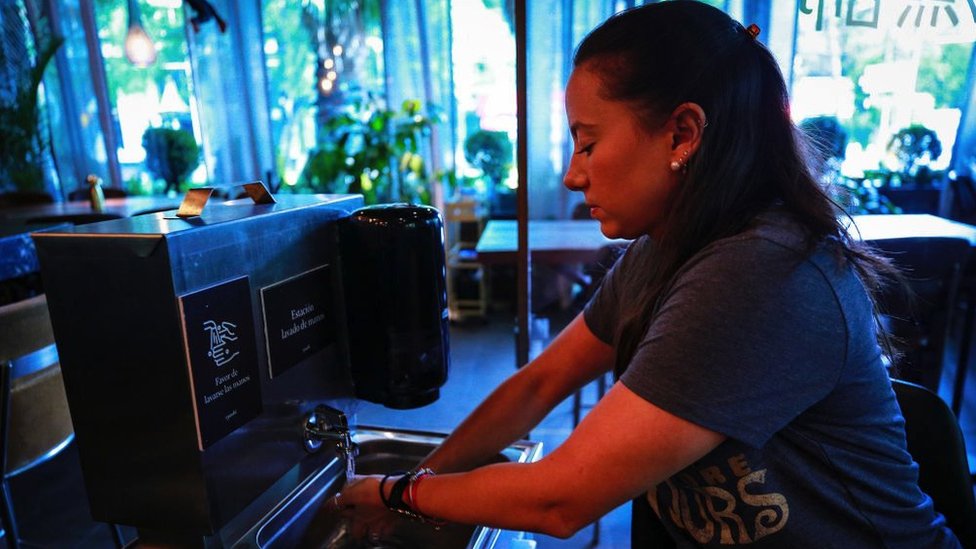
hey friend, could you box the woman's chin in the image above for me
[597,222,623,240]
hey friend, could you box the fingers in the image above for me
[329,492,346,511]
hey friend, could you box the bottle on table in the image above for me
[87,174,105,213]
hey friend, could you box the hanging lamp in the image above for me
[124,0,157,67]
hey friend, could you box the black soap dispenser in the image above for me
[338,204,450,408]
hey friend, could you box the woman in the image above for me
[338,2,961,546]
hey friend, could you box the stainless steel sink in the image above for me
[240,426,542,548]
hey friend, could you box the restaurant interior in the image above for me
[3,0,976,547]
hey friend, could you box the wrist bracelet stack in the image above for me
[379,467,447,528]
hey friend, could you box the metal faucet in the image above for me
[303,404,359,474]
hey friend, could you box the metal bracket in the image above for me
[175,180,277,218]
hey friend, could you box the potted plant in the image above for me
[142,127,201,195]
[0,26,63,193]
[463,129,513,217]
[298,98,439,205]
[885,124,943,186]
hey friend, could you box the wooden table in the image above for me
[475,219,629,264]
[0,197,180,301]
[0,196,181,222]
[476,216,976,265]
[848,214,976,244]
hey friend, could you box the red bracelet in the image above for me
[407,469,434,514]
[384,467,446,528]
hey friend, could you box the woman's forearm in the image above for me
[421,314,614,474]
[413,387,726,538]
[415,459,606,538]
[420,365,556,474]
[345,384,726,540]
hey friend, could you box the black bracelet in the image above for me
[379,470,407,509]
[382,468,445,528]
[388,473,412,511]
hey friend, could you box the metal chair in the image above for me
[0,295,123,548]
[869,237,971,394]
[892,378,976,547]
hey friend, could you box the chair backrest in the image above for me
[870,236,970,303]
[25,213,123,226]
[0,191,54,208]
[0,295,73,475]
[949,174,976,224]
[892,378,976,547]
[0,295,55,362]
[66,187,127,201]
[869,236,971,390]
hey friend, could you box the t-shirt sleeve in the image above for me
[583,239,647,344]
[619,238,850,448]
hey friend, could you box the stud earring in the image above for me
[670,160,681,172]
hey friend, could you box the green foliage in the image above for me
[463,130,513,190]
[918,43,971,109]
[142,127,201,194]
[839,37,883,147]
[0,28,63,192]
[298,98,439,205]
[886,125,943,184]
[94,0,191,106]
[262,0,386,187]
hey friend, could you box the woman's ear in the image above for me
[669,102,706,156]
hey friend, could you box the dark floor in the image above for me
[8,305,976,548]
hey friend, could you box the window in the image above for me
[792,1,975,180]
[261,0,386,189]
[452,0,516,207]
[94,0,204,195]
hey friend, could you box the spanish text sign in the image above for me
[260,264,334,379]
[179,276,262,450]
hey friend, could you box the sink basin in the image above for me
[242,426,542,548]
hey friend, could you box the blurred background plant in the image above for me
[463,129,513,215]
[884,124,944,186]
[141,127,202,195]
[298,97,439,205]
[0,17,63,193]
[800,115,900,215]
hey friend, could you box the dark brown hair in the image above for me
[573,1,899,373]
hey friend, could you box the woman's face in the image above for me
[563,66,680,240]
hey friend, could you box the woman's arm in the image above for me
[343,380,726,539]
[421,313,614,474]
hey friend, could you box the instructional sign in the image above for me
[179,276,262,450]
[260,264,334,379]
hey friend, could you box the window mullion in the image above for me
[79,0,122,189]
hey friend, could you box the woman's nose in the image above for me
[563,160,586,191]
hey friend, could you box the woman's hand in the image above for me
[335,474,402,544]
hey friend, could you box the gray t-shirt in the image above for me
[584,211,959,548]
